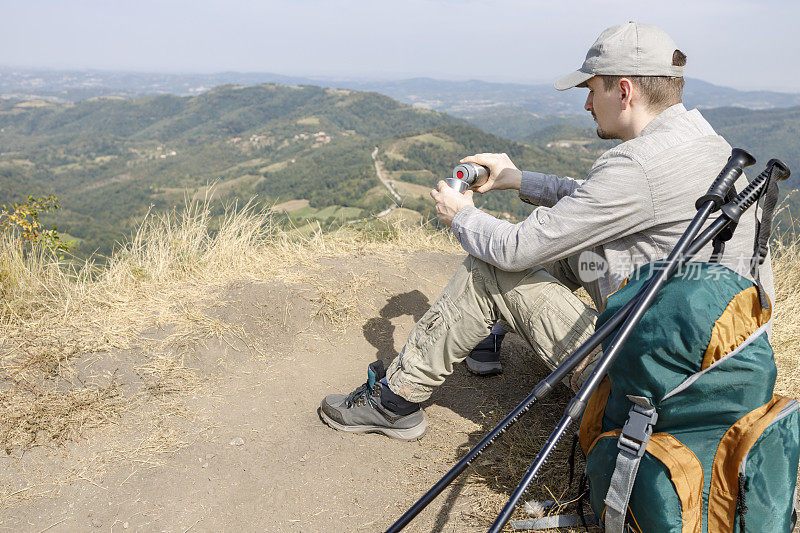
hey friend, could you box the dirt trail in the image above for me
[0,251,578,532]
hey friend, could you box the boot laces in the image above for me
[345,381,379,408]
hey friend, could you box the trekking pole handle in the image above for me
[695,148,756,211]
[721,159,791,222]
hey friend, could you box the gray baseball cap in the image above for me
[555,22,685,91]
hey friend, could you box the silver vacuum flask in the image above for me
[446,162,489,193]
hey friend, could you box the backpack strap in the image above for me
[750,168,780,310]
[604,396,658,533]
[709,185,738,263]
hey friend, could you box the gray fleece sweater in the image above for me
[450,104,774,309]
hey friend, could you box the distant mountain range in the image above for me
[3,67,800,115]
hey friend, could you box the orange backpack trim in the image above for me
[646,434,704,533]
[601,277,629,312]
[702,286,771,370]
[579,376,611,455]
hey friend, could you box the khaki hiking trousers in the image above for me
[385,254,601,403]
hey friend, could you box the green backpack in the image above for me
[580,261,800,532]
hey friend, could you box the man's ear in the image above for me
[618,78,634,109]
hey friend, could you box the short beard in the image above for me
[595,126,617,140]
[591,112,619,140]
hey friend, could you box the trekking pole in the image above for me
[488,150,776,533]
[688,158,790,259]
[386,149,755,533]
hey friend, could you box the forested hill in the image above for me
[0,86,458,142]
[0,84,587,257]
[702,105,800,188]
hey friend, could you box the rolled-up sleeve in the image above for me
[451,153,654,271]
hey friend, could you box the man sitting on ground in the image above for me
[319,22,773,440]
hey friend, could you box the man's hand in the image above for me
[430,181,475,227]
[460,152,522,193]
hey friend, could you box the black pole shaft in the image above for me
[489,415,575,531]
[573,202,714,407]
[686,216,729,258]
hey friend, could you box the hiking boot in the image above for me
[319,361,427,441]
[465,333,504,376]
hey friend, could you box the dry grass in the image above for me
[772,236,800,396]
[0,195,459,452]
[312,272,376,330]
[0,382,122,453]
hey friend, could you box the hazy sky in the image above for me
[2,0,799,91]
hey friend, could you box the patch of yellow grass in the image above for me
[390,180,434,199]
[271,198,310,213]
[312,272,376,331]
[261,160,289,173]
[772,236,800,396]
[381,207,424,225]
[15,101,55,108]
[191,174,262,201]
[0,383,122,452]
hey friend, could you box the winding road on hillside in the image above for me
[372,146,403,204]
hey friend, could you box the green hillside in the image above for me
[702,106,800,189]
[0,84,587,257]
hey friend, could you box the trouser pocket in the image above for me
[408,292,462,353]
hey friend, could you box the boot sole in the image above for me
[465,356,503,376]
[318,408,428,441]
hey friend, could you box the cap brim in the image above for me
[554,70,594,91]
